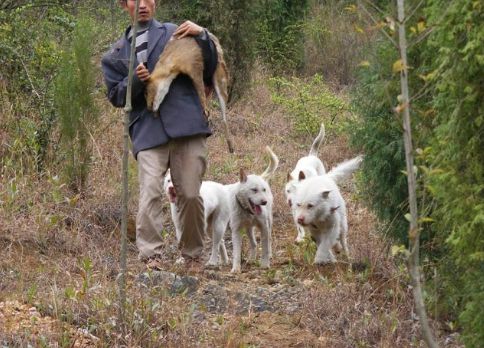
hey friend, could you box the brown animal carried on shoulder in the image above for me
[145,32,234,153]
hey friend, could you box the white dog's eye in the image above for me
[296,203,301,207]
[251,188,257,193]
[307,203,314,209]
[263,188,266,192]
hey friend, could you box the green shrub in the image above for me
[253,0,308,73]
[268,74,349,136]
[423,0,484,345]
[0,4,74,173]
[349,0,483,344]
[349,42,409,242]
[302,0,367,85]
[54,14,98,194]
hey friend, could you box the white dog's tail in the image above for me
[309,122,325,156]
[261,146,279,180]
[327,155,363,185]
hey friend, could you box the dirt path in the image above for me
[0,79,462,347]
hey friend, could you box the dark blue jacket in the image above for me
[101,20,213,158]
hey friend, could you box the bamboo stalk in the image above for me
[396,1,438,347]
[118,0,140,333]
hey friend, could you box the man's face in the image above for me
[122,0,155,23]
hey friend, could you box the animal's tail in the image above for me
[308,123,325,156]
[214,82,234,153]
[261,146,279,180]
[327,155,363,185]
[210,32,234,153]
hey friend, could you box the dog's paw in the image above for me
[314,260,336,266]
[205,260,220,269]
[295,236,304,244]
[230,266,241,273]
[313,256,336,265]
[260,260,271,269]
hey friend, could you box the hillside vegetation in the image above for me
[1,0,482,346]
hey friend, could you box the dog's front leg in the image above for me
[206,219,225,267]
[219,240,229,265]
[259,221,272,269]
[231,227,243,273]
[247,227,257,262]
[340,212,350,260]
[314,236,336,265]
[170,203,182,244]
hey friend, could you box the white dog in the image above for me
[285,123,326,243]
[226,146,279,273]
[164,170,229,267]
[294,156,362,264]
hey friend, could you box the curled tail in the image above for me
[327,155,363,185]
[309,123,325,156]
[261,146,279,180]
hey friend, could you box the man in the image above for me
[102,0,217,270]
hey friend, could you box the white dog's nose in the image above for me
[297,216,304,224]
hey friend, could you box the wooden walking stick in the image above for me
[118,0,140,331]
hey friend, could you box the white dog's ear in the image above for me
[287,173,293,182]
[239,168,248,183]
[322,190,331,199]
[298,171,306,181]
[330,206,340,213]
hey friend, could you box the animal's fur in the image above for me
[145,32,233,152]
[294,156,362,264]
[226,146,279,273]
[285,123,326,243]
[163,170,229,267]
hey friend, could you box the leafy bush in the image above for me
[54,14,98,193]
[302,0,368,85]
[349,0,483,344]
[253,0,308,73]
[349,42,409,242]
[0,4,75,174]
[423,0,484,345]
[268,74,349,136]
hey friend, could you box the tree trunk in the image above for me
[396,1,438,347]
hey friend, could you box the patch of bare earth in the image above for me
[0,72,462,347]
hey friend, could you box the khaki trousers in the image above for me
[136,135,207,260]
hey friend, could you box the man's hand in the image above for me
[173,20,204,39]
[136,63,150,82]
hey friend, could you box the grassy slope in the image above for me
[0,71,461,347]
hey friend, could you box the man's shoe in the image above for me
[184,257,204,273]
[176,256,204,272]
[145,255,163,271]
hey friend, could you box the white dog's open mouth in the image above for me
[249,199,262,215]
[168,186,177,203]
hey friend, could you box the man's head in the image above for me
[120,0,155,23]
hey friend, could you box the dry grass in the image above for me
[0,70,462,347]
